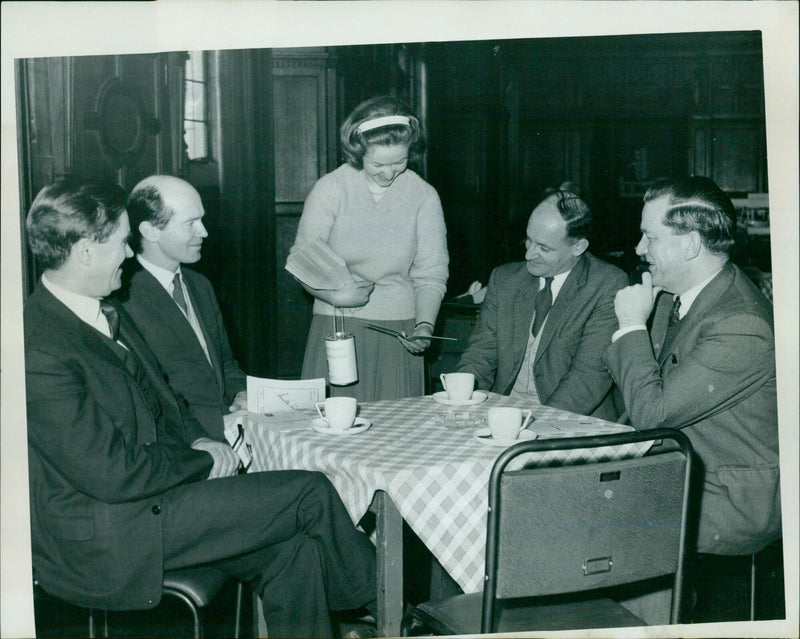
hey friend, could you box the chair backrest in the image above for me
[481,428,693,633]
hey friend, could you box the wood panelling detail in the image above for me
[276,215,311,378]
[274,75,323,202]
[272,50,335,378]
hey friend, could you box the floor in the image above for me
[32,540,786,637]
[33,580,247,638]
[689,540,786,623]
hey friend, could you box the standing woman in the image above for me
[290,96,449,401]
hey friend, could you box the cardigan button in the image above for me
[151,505,162,515]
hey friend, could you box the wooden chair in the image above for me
[401,428,694,635]
[35,567,246,639]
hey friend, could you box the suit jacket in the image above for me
[457,253,628,420]
[118,263,246,440]
[25,284,213,609]
[604,262,781,555]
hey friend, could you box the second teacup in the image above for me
[440,372,475,402]
[315,396,357,431]
[487,406,532,441]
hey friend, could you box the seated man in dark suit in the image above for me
[24,179,376,638]
[116,175,245,441]
[457,189,629,420]
[604,176,781,621]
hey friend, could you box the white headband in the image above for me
[357,115,411,134]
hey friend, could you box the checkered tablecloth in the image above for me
[243,393,650,594]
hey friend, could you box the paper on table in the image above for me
[247,375,326,413]
[285,238,354,290]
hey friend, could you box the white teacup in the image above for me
[440,372,475,402]
[487,407,533,441]
[315,397,357,431]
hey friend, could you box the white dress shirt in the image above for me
[41,273,112,338]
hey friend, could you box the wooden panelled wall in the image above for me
[16,50,277,376]
[272,49,337,378]
[422,32,768,292]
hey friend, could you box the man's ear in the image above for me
[683,231,702,260]
[73,237,93,266]
[570,237,589,257]
[139,220,159,243]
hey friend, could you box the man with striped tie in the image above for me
[23,179,378,636]
[118,175,246,440]
[457,189,628,420]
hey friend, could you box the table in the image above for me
[241,393,651,636]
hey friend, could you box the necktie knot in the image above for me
[531,277,554,337]
[100,301,120,340]
[172,272,188,314]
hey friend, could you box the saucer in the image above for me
[311,417,372,435]
[473,427,537,447]
[432,390,488,406]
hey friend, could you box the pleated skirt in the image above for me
[301,314,425,402]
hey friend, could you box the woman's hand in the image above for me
[399,321,433,354]
[332,281,375,308]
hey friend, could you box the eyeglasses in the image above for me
[231,422,253,473]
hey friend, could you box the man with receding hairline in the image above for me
[457,189,628,419]
[118,175,246,440]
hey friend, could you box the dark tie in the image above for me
[660,296,682,356]
[99,300,120,340]
[100,300,143,380]
[172,273,188,315]
[531,277,554,337]
[101,301,162,422]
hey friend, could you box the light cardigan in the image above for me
[291,164,449,320]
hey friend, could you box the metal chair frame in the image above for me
[402,427,694,635]
[37,570,245,639]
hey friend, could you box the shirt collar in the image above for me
[542,269,572,300]
[137,254,180,291]
[41,272,105,332]
[675,266,724,319]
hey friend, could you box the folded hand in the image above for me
[332,281,375,308]
[192,437,241,479]
[614,271,663,328]
[229,390,248,412]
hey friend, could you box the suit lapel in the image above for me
[36,286,131,375]
[132,270,217,377]
[534,254,588,365]
[182,273,225,390]
[656,263,734,366]
[509,270,538,374]
[651,291,673,361]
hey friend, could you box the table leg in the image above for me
[374,490,403,637]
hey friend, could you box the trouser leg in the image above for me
[161,470,376,638]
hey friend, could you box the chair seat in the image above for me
[411,592,646,635]
[162,567,230,608]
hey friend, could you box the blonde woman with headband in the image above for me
[289,96,449,401]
